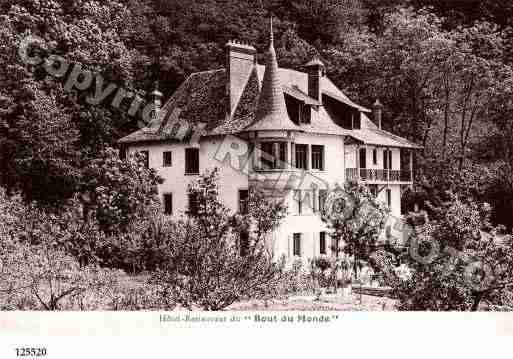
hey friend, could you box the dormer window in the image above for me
[352,111,361,129]
[300,104,311,124]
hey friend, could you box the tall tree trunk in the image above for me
[442,83,450,160]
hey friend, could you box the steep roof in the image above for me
[118,45,417,146]
[283,85,320,105]
[244,22,301,133]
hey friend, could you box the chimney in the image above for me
[373,99,383,129]
[225,40,256,118]
[151,80,163,121]
[304,57,325,104]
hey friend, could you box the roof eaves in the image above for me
[370,128,424,149]
[283,85,321,106]
[323,90,371,113]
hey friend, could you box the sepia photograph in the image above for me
[0,0,513,355]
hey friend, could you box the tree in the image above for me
[80,148,162,234]
[395,194,513,311]
[0,0,162,206]
[326,181,389,279]
[151,169,286,310]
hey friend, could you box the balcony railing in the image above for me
[346,168,412,182]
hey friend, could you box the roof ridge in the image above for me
[188,68,225,77]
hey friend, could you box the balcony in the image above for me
[346,168,412,183]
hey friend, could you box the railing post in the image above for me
[290,142,296,170]
[356,145,360,182]
[387,148,390,183]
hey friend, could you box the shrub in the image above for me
[0,237,120,310]
[151,169,287,310]
[81,148,162,235]
[327,181,389,278]
[394,194,513,311]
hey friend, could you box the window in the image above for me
[163,151,172,167]
[333,238,341,256]
[352,111,361,129]
[386,188,392,207]
[260,142,274,170]
[260,142,287,170]
[293,233,302,256]
[140,150,149,168]
[238,189,249,214]
[185,148,199,174]
[188,193,200,215]
[373,148,377,165]
[311,145,324,171]
[359,148,367,169]
[320,232,327,255]
[163,193,173,215]
[318,189,327,214]
[279,143,287,168]
[239,231,249,257]
[369,185,378,198]
[294,190,303,215]
[295,144,308,169]
[383,149,392,170]
[300,104,311,124]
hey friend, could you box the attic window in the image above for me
[300,104,311,124]
[352,111,361,129]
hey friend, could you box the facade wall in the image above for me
[128,132,404,264]
[128,136,250,217]
[345,144,401,170]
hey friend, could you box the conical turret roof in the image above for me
[245,18,301,132]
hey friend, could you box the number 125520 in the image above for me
[15,348,47,357]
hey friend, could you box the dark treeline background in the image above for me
[0,0,512,229]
